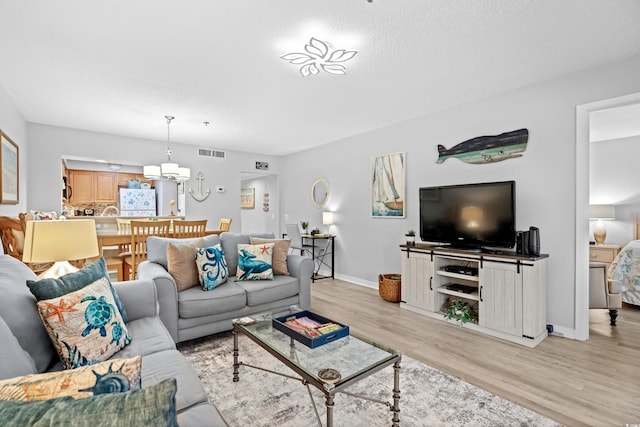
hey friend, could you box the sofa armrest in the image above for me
[137,260,179,342]
[112,279,158,322]
[286,255,314,310]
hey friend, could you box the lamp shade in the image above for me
[589,204,616,220]
[323,211,334,225]
[22,220,99,263]
[143,165,161,179]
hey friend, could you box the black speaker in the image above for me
[516,231,524,254]
[528,226,540,256]
[522,231,530,255]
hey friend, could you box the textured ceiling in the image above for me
[1,0,639,155]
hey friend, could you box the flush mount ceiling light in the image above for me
[280,37,358,77]
[144,116,191,182]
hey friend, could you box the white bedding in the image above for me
[608,240,640,305]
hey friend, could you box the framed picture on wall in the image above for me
[370,151,405,218]
[0,130,19,204]
[241,187,255,209]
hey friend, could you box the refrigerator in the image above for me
[119,189,157,216]
[154,180,178,216]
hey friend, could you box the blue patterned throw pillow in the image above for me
[195,245,228,290]
[235,243,274,281]
[36,277,132,369]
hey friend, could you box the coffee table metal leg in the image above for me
[392,357,401,426]
[232,328,240,382]
[325,393,334,427]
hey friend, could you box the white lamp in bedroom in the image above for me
[589,204,616,245]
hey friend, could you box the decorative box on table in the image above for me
[272,310,349,348]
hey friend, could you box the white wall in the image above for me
[0,84,28,216]
[591,135,640,245]
[240,174,279,234]
[280,54,640,333]
[27,123,283,232]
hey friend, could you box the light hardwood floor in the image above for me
[310,279,640,427]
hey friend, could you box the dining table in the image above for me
[96,229,223,255]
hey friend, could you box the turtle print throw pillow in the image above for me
[0,356,141,401]
[195,244,228,290]
[36,276,132,369]
[235,243,274,281]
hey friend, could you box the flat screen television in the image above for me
[419,181,516,249]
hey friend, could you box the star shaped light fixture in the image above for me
[281,37,358,77]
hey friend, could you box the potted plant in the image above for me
[300,221,309,233]
[405,230,416,246]
[444,299,476,326]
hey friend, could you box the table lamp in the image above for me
[589,204,616,245]
[323,211,334,234]
[22,219,99,278]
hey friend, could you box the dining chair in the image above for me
[218,218,232,232]
[124,220,171,279]
[172,219,207,238]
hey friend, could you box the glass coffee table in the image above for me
[232,316,401,427]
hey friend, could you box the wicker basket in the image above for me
[378,274,401,303]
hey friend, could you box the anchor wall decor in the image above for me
[188,172,211,202]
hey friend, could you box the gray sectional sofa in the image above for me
[0,254,226,426]
[137,232,315,343]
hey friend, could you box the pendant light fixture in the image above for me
[144,115,191,181]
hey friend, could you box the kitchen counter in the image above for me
[64,215,184,232]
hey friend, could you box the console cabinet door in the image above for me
[479,261,523,336]
[401,252,435,311]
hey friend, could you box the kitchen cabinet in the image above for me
[94,172,118,203]
[69,170,94,203]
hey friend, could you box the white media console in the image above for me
[400,244,548,347]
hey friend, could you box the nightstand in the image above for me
[589,244,622,270]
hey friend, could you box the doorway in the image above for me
[239,172,279,235]
[575,91,640,340]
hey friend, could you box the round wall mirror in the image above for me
[310,178,330,209]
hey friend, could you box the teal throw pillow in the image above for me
[27,257,128,323]
[235,243,274,281]
[195,245,228,290]
[0,378,178,427]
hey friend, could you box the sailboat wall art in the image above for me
[370,152,405,218]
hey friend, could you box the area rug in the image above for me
[178,333,559,427]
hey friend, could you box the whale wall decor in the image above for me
[436,128,529,164]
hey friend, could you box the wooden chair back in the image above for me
[218,218,232,232]
[126,220,171,279]
[172,219,207,238]
[116,218,131,233]
[0,216,24,259]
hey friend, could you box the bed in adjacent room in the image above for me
[607,215,640,306]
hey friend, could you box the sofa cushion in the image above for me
[195,245,228,290]
[0,316,37,380]
[113,316,176,358]
[235,275,300,306]
[0,356,141,401]
[250,237,291,275]
[0,255,57,373]
[140,350,208,413]
[147,235,219,269]
[36,276,132,369]
[167,241,200,291]
[0,378,178,427]
[236,243,274,281]
[27,257,128,323]
[220,232,274,277]
[177,402,228,427]
[178,282,246,319]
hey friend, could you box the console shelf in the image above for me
[400,244,548,348]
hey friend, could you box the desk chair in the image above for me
[124,220,171,279]
[218,218,232,232]
[173,219,207,238]
[284,224,313,257]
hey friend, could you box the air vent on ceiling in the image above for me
[198,148,226,159]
